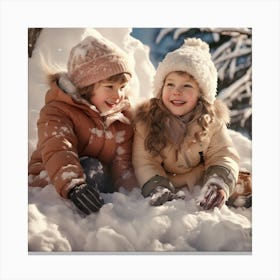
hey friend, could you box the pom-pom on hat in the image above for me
[153,38,218,104]
[67,35,132,88]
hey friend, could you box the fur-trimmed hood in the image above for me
[213,98,230,125]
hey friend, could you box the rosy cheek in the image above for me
[90,97,96,105]
[189,93,197,101]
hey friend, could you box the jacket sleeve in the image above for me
[132,122,168,187]
[37,104,85,198]
[204,121,240,197]
[110,124,139,191]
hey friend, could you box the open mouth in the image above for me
[105,100,118,108]
[171,100,186,106]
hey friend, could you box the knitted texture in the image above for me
[153,38,218,104]
[67,35,132,88]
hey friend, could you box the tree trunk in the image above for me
[28,28,42,57]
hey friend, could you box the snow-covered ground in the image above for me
[28,28,252,252]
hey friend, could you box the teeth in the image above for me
[106,101,115,105]
[172,100,185,104]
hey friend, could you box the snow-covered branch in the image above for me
[218,67,252,104]
[201,28,252,36]
[156,28,175,44]
[230,107,252,127]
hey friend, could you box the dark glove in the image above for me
[142,175,185,206]
[198,176,227,210]
[68,183,104,215]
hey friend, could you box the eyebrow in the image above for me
[165,78,193,83]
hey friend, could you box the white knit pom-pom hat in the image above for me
[153,38,218,104]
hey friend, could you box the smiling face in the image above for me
[90,78,129,114]
[161,71,200,116]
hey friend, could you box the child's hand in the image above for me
[149,186,185,206]
[141,175,185,206]
[149,186,172,206]
[198,177,227,210]
[68,183,104,215]
[199,185,226,210]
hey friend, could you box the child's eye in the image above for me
[105,85,113,89]
[166,83,174,87]
[184,84,192,88]
[119,83,128,91]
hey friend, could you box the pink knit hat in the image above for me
[67,35,132,88]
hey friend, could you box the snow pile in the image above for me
[29,184,251,252]
[28,28,252,252]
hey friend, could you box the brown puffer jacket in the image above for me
[133,99,240,198]
[28,80,138,198]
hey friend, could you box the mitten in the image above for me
[142,175,185,206]
[149,186,173,206]
[68,183,104,215]
[198,176,227,210]
[150,186,186,206]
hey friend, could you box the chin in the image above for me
[172,112,183,116]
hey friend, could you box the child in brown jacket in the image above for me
[29,35,138,215]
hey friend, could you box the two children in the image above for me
[29,34,250,215]
[28,35,138,215]
[133,38,242,210]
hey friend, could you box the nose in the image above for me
[112,89,124,102]
[173,86,184,95]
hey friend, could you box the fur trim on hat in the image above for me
[153,38,218,104]
[67,35,132,88]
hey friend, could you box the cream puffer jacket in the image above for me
[132,99,240,198]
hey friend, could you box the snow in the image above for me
[29,185,252,252]
[28,28,252,253]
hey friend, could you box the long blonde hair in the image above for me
[134,96,215,156]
